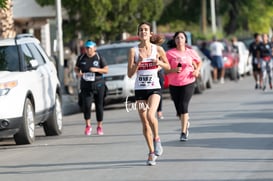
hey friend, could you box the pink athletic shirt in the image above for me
[166,47,201,86]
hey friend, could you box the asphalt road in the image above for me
[1,76,273,181]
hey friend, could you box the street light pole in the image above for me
[210,0,217,34]
[55,0,64,87]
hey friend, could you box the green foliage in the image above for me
[0,0,7,9]
[218,0,273,35]
[242,0,273,34]
[159,0,201,24]
[159,0,273,38]
[36,0,164,43]
[35,0,273,42]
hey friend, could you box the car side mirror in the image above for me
[29,59,39,69]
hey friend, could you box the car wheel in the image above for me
[230,67,237,80]
[206,75,213,89]
[14,98,35,145]
[43,93,63,136]
[194,76,204,94]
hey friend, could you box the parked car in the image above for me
[0,34,63,145]
[239,37,253,48]
[192,45,213,93]
[96,42,139,104]
[204,40,240,80]
[223,43,240,80]
[235,41,252,77]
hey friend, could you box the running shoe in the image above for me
[180,132,188,141]
[213,80,218,84]
[97,126,104,135]
[220,78,225,84]
[84,126,92,136]
[146,153,157,166]
[158,115,164,120]
[154,138,163,156]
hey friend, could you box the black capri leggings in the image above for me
[169,82,195,116]
[81,82,105,121]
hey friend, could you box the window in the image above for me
[27,43,45,65]
[21,44,34,69]
[97,47,131,65]
[0,46,20,71]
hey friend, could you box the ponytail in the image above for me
[150,34,165,45]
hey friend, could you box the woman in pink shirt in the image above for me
[165,31,202,141]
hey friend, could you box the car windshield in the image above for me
[97,47,131,65]
[0,46,20,71]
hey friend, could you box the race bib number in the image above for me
[83,72,95,81]
[138,74,153,87]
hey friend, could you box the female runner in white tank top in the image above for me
[127,22,170,166]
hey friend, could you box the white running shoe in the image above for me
[146,153,157,166]
[154,139,163,156]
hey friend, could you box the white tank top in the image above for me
[134,44,161,90]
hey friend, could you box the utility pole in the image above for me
[152,20,157,34]
[55,0,64,87]
[210,0,217,34]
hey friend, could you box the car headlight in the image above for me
[105,75,125,81]
[0,81,18,96]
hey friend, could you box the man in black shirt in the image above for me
[248,33,262,89]
[257,33,273,91]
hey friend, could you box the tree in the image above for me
[36,0,164,43]
[0,0,7,8]
[158,0,273,38]
[36,0,273,41]
[0,0,16,38]
[219,0,273,35]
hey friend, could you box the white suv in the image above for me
[0,34,63,145]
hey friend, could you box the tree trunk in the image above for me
[0,0,16,38]
[201,0,207,34]
[224,0,239,35]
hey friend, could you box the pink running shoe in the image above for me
[97,126,104,135]
[84,126,92,136]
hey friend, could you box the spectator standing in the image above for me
[231,36,240,80]
[127,22,170,166]
[165,31,202,141]
[248,33,262,89]
[79,39,86,55]
[210,36,225,83]
[200,41,211,60]
[231,36,239,54]
[74,40,109,136]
